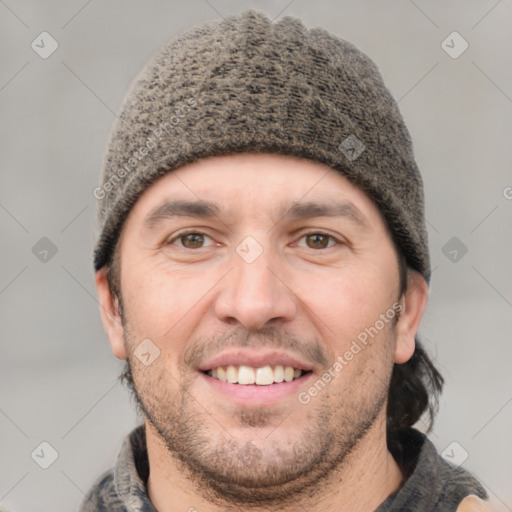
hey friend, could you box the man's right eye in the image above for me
[167,231,215,250]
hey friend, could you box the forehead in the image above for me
[124,153,387,232]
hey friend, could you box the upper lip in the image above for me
[197,349,316,372]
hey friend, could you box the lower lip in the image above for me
[199,371,313,406]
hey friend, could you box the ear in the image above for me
[95,267,127,360]
[394,270,429,364]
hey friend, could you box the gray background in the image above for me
[1,1,511,510]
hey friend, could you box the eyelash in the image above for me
[166,230,343,250]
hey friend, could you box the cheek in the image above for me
[121,261,219,347]
[300,265,396,345]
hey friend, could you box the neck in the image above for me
[145,416,403,512]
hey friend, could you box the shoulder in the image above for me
[456,495,494,512]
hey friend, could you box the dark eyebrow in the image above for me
[276,199,371,231]
[143,198,371,232]
[144,199,222,230]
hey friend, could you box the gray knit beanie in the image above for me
[93,9,430,284]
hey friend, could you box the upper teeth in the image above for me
[207,365,303,385]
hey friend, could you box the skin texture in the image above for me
[96,153,428,512]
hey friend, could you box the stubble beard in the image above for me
[120,335,392,509]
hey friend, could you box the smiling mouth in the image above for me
[202,364,312,385]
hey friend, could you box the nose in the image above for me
[214,242,297,330]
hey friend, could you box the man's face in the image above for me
[98,153,419,503]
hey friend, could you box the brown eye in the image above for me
[298,233,338,250]
[181,233,204,249]
[170,232,214,249]
[306,234,329,249]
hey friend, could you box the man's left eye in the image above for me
[296,233,339,250]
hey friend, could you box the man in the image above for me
[83,9,489,512]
